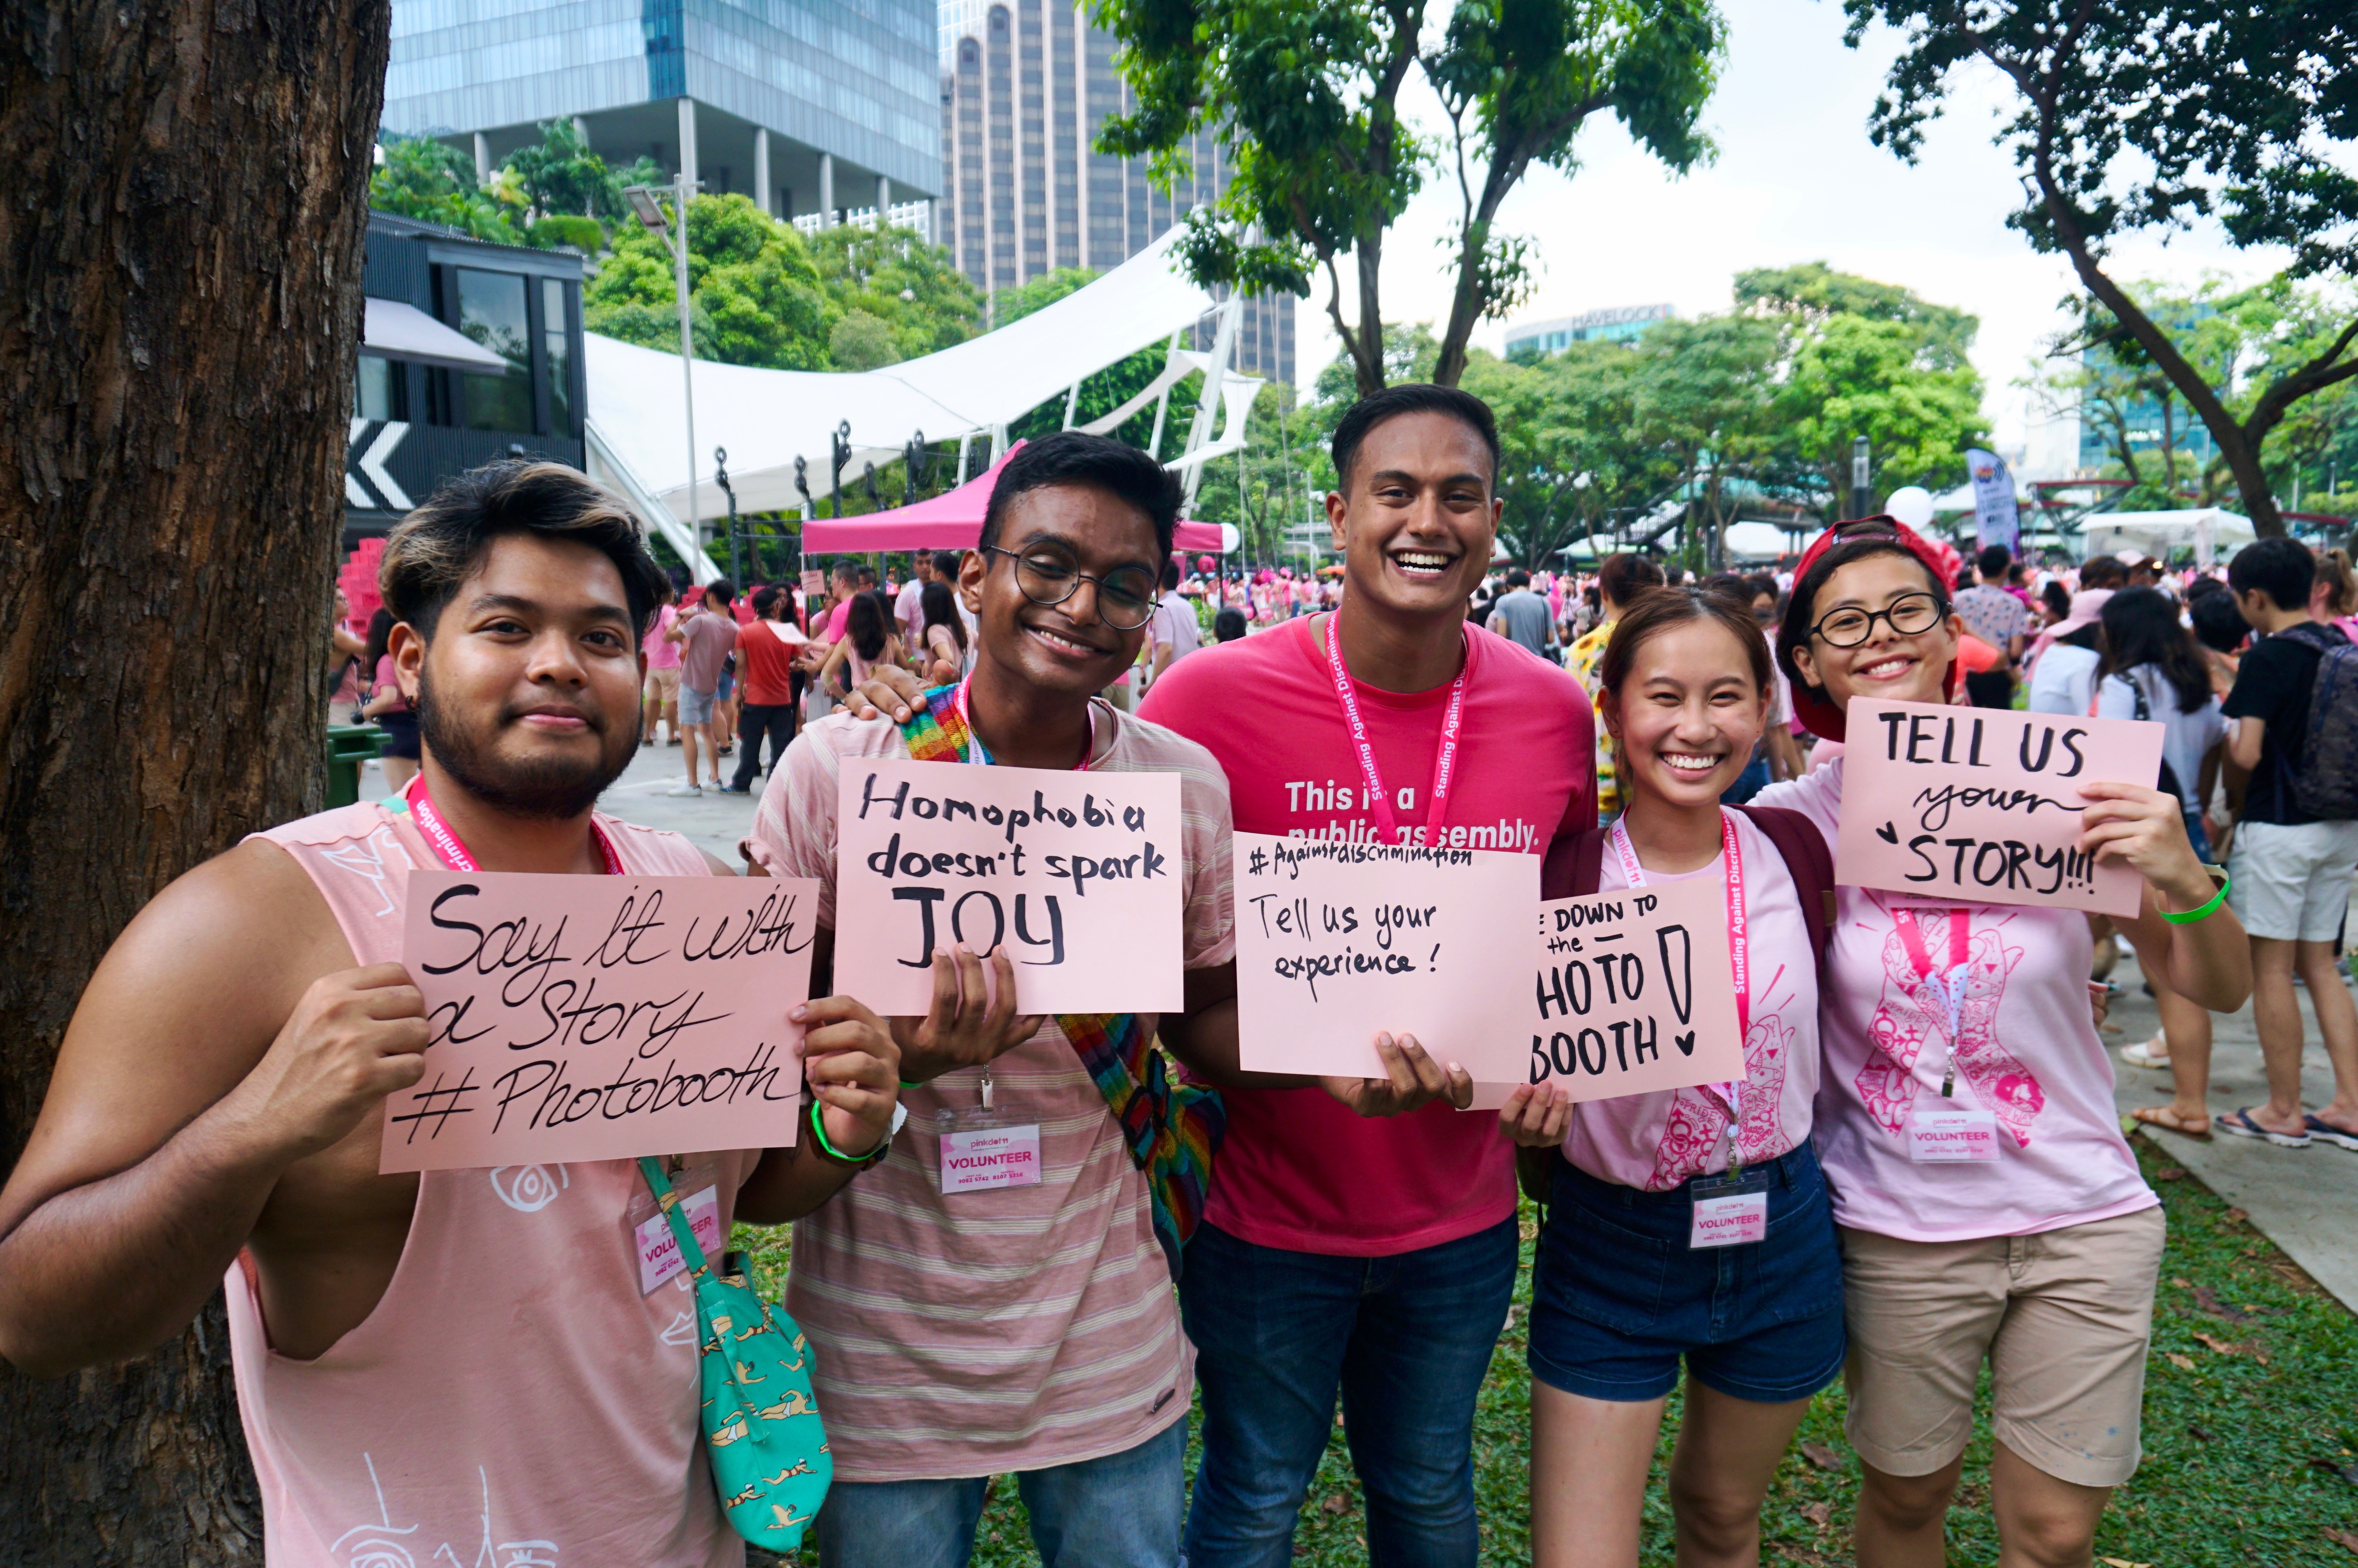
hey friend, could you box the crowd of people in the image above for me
[3,380,2349,1568]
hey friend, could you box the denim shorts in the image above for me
[1528,1143,1846,1404]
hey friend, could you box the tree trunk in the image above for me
[0,2,389,1562]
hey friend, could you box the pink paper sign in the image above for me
[382,871,819,1173]
[832,757,1186,1014]
[1837,698,2165,919]
[1528,874,1745,1101]
[1233,832,1535,1079]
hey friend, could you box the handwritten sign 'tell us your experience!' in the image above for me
[1233,833,1534,1079]
[383,873,820,1173]
[1837,698,2164,919]
[833,758,1186,1014]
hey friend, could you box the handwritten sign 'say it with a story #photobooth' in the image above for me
[832,758,1186,1015]
[385,873,820,1173]
[1232,833,1534,1079]
[1837,699,2165,919]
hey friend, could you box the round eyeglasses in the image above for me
[1807,591,1946,648]
[982,544,1159,631]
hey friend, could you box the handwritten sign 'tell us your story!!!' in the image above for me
[833,757,1186,1014]
[1529,874,1744,1101]
[1837,698,2165,919]
[384,872,821,1173]
[1233,832,1534,1079]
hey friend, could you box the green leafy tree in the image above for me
[1095,0,1723,395]
[504,118,622,221]
[369,134,524,243]
[1845,0,2358,536]
[1461,339,1680,567]
[829,309,901,371]
[1771,311,1986,510]
[583,193,832,369]
[1735,260,1975,371]
[806,224,981,358]
[1190,383,1327,561]
[1628,313,1785,568]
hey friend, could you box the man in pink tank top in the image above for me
[0,461,911,1566]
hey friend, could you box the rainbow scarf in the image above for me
[898,683,1223,1280]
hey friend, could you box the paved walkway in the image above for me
[2105,936,2358,1315]
[361,747,2358,1312]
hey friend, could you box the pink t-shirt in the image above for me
[643,604,681,670]
[1754,759,2156,1241]
[750,701,1235,1479]
[371,654,409,713]
[1140,613,1596,1256]
[1563,810,1820,1190]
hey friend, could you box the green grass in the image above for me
[738,1139,2358,1566]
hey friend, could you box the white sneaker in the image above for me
[668,783,703,797]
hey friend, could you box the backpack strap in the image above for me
[1541,825,1609,901]
[1727,804,1835,969]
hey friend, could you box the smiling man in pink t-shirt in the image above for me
[1142,385,1595,1566]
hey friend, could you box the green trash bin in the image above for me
[325,723,387,809]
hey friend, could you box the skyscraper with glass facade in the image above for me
[937,1,1294,385]
[381,0,940,227]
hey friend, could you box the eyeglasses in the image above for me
[982,544,1158,631]
[1807,591,1946,648]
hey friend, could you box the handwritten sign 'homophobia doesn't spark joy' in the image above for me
[1837,698,2165,919]
[833,758,1186,1015]
[384,873,820,1173]
[1233,832,1534,1079]
[1529,875,1744,1101]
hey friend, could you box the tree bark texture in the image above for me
[0,2,389,1562]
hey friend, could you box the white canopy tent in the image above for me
[2081,508,2254,568]
[584,228,1230,529]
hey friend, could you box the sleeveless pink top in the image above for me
[229,800,756,1568]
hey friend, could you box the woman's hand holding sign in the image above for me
[2076,780,2212,905]
[1496,1082,1573,1148]
[889,943,1046,1084]
[2079,779,2253,1016]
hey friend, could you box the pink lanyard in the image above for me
[951,676,1095,771]
[403,773,623,875]
[1321,612,1468,842]
[1890,907,1971,1096]
[1609,811,1748,1146]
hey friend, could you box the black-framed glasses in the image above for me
[1807,591,1946,648]
[982,544,1159,631]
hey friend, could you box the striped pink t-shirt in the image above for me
[751,698,1235,1481]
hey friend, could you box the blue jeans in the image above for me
[810,1416,1184,1568]
[1179,1216,1519,1568]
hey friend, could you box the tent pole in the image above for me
[1146,329,1182,459]
[1062,379,1082,430]
[956,432,972,487]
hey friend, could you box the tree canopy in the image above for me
[1094,0,1723,395]
[1844,0,2358,535]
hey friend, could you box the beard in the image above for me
[415,666,640,820]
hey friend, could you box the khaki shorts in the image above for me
[2226,817,2358,942]
[643,666,681,704]
[1838,1205,2164,1488]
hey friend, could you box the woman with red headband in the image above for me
[1756,518,2249,1566]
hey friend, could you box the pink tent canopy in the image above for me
[798,440,1225,555]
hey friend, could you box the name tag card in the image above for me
[1690,1190,1768,1248]
[939,1124,1043,1192]
[1527,876,1746,1102]
[1232,832,1534,1079]
[1907,1107,2001,1163]
[1837,699,2164,919]
[833,758,1185,1015]
[384,873,819,1173]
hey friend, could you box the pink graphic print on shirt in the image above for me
[1859,910,2042,1146]
[1643,964,1796,1191]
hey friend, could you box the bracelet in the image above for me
[807,1098,891,1169]
[2161,874,2230,925]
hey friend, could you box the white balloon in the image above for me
[1219,522,1242,553]
[1884,485,1935,528]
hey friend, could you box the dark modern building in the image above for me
[379,0,939,227]
[936,0,1295,385]
[346,211,587,546]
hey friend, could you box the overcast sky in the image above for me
[1292,0,2291,479]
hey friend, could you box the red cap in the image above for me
[1781,516,1964,742]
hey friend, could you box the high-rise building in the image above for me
[937,1,1294,385]
[380,0,940,230]
[1504,304,1675,359]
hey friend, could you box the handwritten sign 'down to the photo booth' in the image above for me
[1837,699,2164,919]
[1233,833,1534,1079]
[833,758,1186,1015]
[384,873,820,1173]
[1529,875,1744,1101]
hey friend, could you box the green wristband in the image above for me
[2161,875,2230,925]
[807,1099,890,1167]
